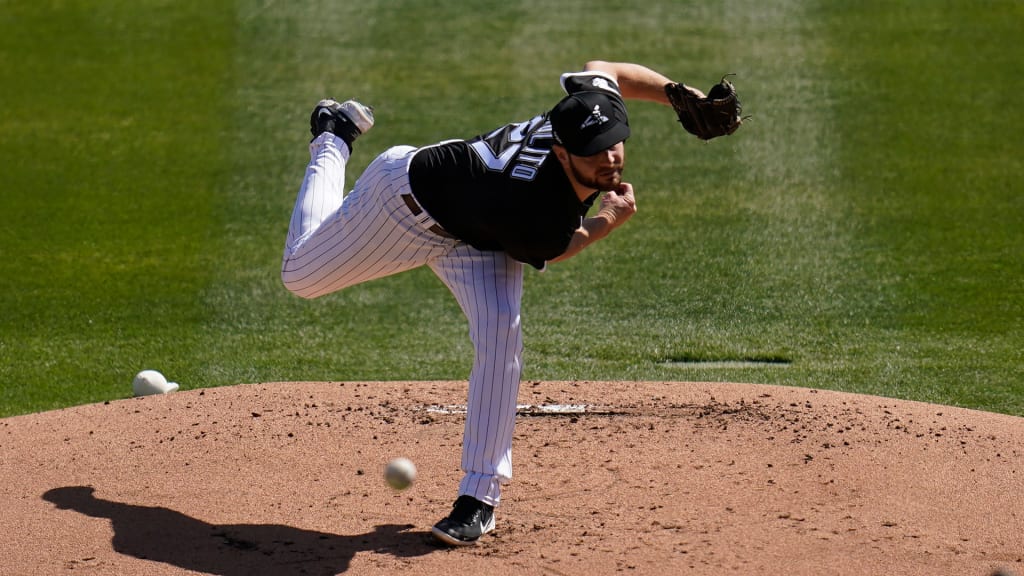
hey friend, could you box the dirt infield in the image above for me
[2,380,1021,575]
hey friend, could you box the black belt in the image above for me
[401,194,456,239]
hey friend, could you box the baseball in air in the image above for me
[384,457,417,490]
[132,370,180,396]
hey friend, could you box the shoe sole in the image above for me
[313,99,374,136]
[430,526,477,546]
[338,100,374,134]
[430,515,495,547]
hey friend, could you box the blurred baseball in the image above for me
[384,457,416,490]
[132,370,179,396]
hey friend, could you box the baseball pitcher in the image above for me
[281,60,743,546]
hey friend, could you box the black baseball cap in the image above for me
[549,91,630,156]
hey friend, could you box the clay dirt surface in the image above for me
[1,380,1021,575]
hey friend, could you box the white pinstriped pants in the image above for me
[282,133,523,506]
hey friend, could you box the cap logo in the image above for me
[580,105,609,130]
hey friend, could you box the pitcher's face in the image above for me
[564,141,626,191]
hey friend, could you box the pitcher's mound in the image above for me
[2,380,1021,575]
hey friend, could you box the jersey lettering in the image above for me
[468,115,554,182]
[469,127,522,171]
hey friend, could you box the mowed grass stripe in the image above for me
[820,1,1024,411]
[523,0,848,379]
[0,1,235,414]
[1,1,1021,417]
[210,0,1022,413]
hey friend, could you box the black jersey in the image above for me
[407,71,623,270]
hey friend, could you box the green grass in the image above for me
[1,0,1021,418]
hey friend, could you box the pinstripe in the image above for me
[431,246,523,506]
[282,140,451,298]
[284,132,526,509]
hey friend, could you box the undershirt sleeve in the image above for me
[559,70,623,97]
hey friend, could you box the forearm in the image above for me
[549,214,616,263]
[584,60,674,105]
[550,182,637,263]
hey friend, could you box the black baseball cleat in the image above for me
[309,99,374,150]
[431,495,495,546]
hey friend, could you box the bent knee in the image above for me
[281,268,320,300]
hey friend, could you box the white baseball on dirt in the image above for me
[132,370,179,396]
[384,457,416,490]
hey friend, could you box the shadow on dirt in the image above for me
[42,486,440,575]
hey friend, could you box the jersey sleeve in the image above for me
[559,70,622,98]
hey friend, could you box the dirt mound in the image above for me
[1,380,1021,575]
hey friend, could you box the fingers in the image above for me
[603,183,637,220]
[611,181,634,199]
[614,182,636,209]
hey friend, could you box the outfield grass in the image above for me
[1,0,1021,418]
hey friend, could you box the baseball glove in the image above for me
[665,75,744,140]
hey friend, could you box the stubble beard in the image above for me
[568,156,624,192]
